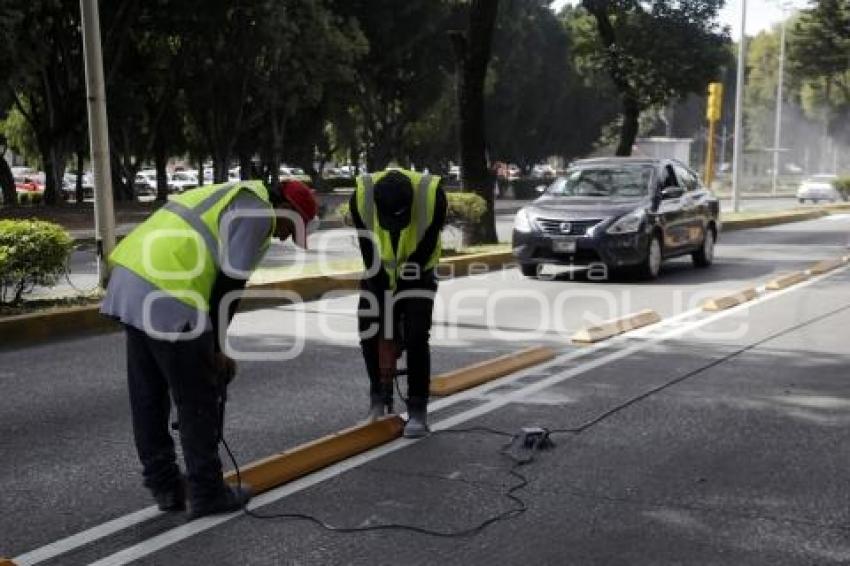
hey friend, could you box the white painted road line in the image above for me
[82,263,849,566]
[12,507,162,566]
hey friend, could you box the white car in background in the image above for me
[170,171,198,193]
[136,170,177,195]
[797,174,841,203]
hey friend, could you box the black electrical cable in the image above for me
[220,301,850,539]
[221,429,540,538]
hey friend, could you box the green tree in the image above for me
[580,0,729,156]
[486,2,617,167]
[341,0,455,171]
[789,0,850,146]
[0,2,23,205]
[252,0,367,187]
[1,0,138,204]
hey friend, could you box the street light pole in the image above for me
[771,7,788,195]
[731,0,748,213]
[80,0,116,288]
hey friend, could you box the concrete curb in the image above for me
[808,257,847,276]
[223,416,404,495]
[766,271,809,290]
[722,210,828,232]
[0,250,515,348]
[0,305,117,349]
[702,288,758,312]
[571,309,662,344]
[430,346,556,396]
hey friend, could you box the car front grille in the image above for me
[535,218,603,236]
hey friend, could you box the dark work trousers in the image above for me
[124,325,225,504]
[357,286,436,407]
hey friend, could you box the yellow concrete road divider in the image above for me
[807,257,846,276]
[766,271,809,290]
[429,346,556,396]
[223,415,404,495]
[702,288,758,312]
[571,309,662,344]
[242,274,361,309]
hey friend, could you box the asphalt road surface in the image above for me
[2,213,849,564]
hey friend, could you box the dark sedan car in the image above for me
[512,158,720,279]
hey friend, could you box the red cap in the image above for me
[279,180,319,248]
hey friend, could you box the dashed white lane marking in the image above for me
[81,263,849,566]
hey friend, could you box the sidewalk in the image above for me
[149,265,850,564]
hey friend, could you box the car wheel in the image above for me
[692,226,715,268]
[520,263,539,278]
[637,234,663,280]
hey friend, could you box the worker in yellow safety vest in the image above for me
[101,179,318,519]
[350,168,447,438]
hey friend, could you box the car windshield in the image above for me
[546,165,654,199]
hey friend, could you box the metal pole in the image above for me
[731,0,747,213]
[771,11,787,195]
[80,0,116,288]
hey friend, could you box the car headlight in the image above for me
[514,209,534,233]
[606,208,646,235]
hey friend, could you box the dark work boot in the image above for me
[188,483,252,520]
[403,397,430,438]
[153,476,187,512]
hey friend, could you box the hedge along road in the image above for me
[2,214,849,562]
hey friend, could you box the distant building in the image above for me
[633,137,694,167]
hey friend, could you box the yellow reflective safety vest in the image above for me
[109,181,275,312]
[355,169,441,290]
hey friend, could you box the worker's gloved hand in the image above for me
[377,338,397,385]
[213,352,237,387]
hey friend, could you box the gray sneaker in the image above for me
[403,406,430,438]
[365,393,390,422]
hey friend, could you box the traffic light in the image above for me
[706,82,723,122]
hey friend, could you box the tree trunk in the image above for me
[616,95,640,156]
[239,153,252,181]
[42,143,67,206]
[155,143,169,201]
[213,152,229,184]
[452,0,500,245]
[0,153,16,207]
[197,160,205,186]
[75,150,85,205]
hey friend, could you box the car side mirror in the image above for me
[661,186,684,200]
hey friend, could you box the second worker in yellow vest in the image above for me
[350,168,447,438]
